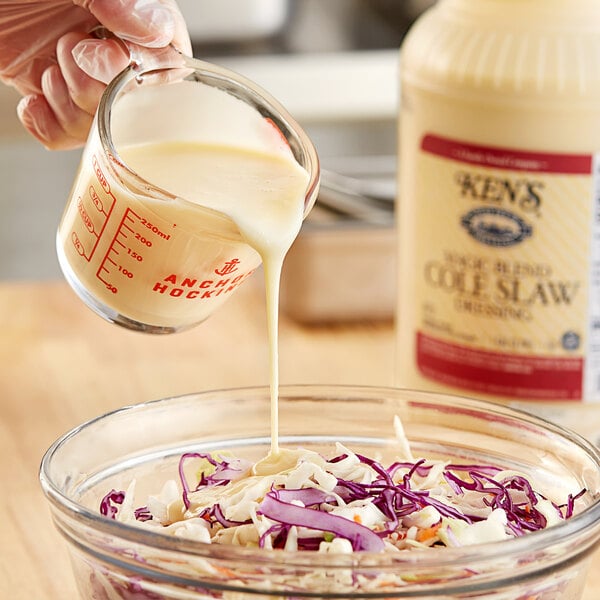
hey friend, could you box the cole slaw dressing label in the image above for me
[413,134,600,401]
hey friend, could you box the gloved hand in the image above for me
[0,0,191,149]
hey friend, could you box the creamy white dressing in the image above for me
[118,140,310,455]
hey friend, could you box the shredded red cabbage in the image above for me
[100,490,125,519]
[178,452,251,510]
[134,506,153,522]
[100,450,585,552]
[258,490,385,552]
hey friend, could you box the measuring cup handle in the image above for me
[90,25,190,73]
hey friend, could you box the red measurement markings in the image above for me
[89,184,108,216]
[70,154,116,261]
[71,231,86,257]
[77,197,95,234]
[93,154,111,193]
[96,208,138,294]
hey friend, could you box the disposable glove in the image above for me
[0,0,191,149]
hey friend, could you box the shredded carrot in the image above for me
[416,524,441,542]
[353,514,363,524]
[214,565,238,579]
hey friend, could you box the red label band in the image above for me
[416,332,583,401]
[421,135,593,175]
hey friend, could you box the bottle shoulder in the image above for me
[401,3,600,102]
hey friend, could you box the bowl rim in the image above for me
[39,384,600,571]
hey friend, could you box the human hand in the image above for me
[0,0,191,149]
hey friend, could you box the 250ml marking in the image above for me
[97,208,172,294]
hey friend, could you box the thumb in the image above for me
[73,0,176,48]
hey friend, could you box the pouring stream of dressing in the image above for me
[118,139,310,457]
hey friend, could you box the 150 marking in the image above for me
[96,208,171,294]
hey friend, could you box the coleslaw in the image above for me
[100,418,583,554]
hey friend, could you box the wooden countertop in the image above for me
[1,279,598,598]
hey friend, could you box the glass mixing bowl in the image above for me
[39,385,600,599]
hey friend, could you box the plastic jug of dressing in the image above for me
[396,0,600,443]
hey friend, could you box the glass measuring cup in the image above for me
[56,50,320,334]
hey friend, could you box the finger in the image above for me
[56,32,110,114]
[161,0,192,55]
[17,94,82,150]
[41,64,93,141]
[71,38,131,85]
[73,0,176,48]
[0,2,96,96]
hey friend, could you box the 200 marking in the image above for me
[135,232,153,247]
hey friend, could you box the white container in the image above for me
[176,0,289,43]
[396,0,600,443]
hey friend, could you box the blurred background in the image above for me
[0,0,434,318]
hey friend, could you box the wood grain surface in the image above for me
[0,279,598,599]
